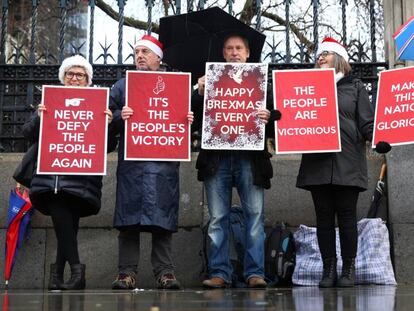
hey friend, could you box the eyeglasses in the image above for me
[65,71,87,80]
[317,51,335,59]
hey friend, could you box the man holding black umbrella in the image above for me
[192,34,281,289]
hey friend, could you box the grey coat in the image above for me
[296,76,374,191]
[109,78,179,232]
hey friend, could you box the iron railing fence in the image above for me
[0,0,386,152]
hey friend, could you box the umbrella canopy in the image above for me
[366,164,387,220]
[393,16,414,60]
[159,6,266,84]
[4,187,34,288]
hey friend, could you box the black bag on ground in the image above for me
[13,142,38,188]
[265,222,295,286]
[200,204,246,287]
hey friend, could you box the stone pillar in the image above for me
[383,0,414,283]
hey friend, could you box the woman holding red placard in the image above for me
[22,55,113,290]
[296,37,390,288]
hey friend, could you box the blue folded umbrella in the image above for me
[394,16,414,60]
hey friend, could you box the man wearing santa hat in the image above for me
[109,35,193,290]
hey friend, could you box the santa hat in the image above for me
[317,37,349,62]
[135,35,164,59]
[58,55,93,86]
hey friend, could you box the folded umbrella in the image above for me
[159,6,266,84]
[4,186,34,288]
[393,16,414,60]
[366,163,387,220]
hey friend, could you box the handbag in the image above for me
[13,142,38,188]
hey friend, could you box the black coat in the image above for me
[23,112,103,217]
[191,86,277,190]
[296,76,374,191]
[109,78,179,232]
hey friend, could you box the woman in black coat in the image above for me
[23,55,113,290]
[296,38,390,288]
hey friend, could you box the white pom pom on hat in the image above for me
[134,35,164,59]
[317,37,349,62]
[58,55,93,86]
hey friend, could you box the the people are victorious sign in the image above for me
[37,86,109,175]
[125,71,191,161]
[201,62,268,150]
[372,66,414,147]
[273,68,341,154]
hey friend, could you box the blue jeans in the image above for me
[204,153,265,283]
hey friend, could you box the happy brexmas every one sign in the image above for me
[37,85,109,175]
[201,62,268,150]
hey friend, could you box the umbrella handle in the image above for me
[379,163,387,181]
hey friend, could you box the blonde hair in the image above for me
[315,52,351,75]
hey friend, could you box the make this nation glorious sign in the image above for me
[201,62,268,150]
[125,71,191,161]
[273,68,341,154]
[372,66,414,147]
[37,85,109,175]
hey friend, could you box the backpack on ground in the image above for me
[200,204,246,287]
[264,222,295,286]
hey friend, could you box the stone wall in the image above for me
[0,152,385,289]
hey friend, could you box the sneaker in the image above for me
[112,273,136,290]
[157,273,181,289]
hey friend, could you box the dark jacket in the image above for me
[109,78,179,232]
[22,112,103,217]
[191,85,277,190]
[296,76,374,191]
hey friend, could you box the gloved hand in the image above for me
[375,141,392,154]
[271,109,282,121]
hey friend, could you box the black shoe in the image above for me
[337,258,356,287]
[319,257,337,288]
[112,273,136,290]
[48,263,65,290]
[157,273,181,289]
[61,264,85,290]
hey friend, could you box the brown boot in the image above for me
[202,277,230,289]
[247,277,267,288]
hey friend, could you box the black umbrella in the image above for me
[366,163,388,220]
[159,6,266,84]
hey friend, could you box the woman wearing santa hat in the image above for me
[22,55,113,290]
[296,37,390,288]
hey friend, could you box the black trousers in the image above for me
[48,193,81,266]
[310,185,360,259]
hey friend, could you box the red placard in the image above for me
[273,69,341,154]
[372,66,414,147]
[125,71,191,161]
[201,62,268,150]
[37,85,109,175]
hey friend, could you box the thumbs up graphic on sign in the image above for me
[65,98,85,107]
[153,76,165,95]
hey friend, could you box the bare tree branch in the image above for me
[95,0,159,33]
[261,11,314,51]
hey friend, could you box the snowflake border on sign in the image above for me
[202,63,268,150]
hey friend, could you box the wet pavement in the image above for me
[1,285,411,311]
